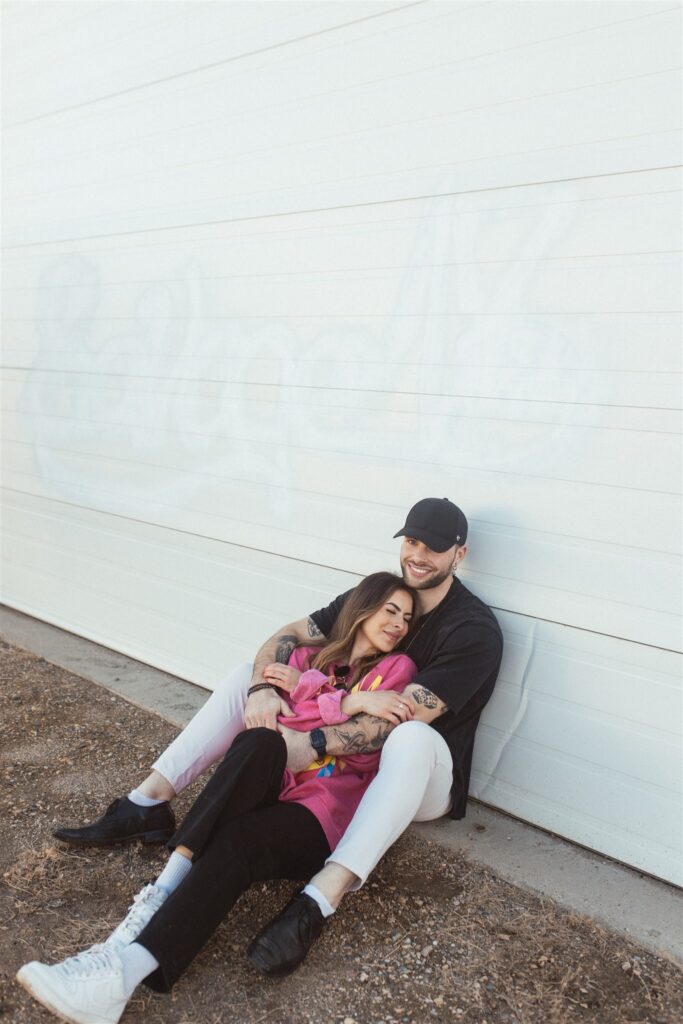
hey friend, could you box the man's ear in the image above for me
[453,544,467,569]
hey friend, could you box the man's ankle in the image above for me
[308,862,359,910]
[136,770,176,804]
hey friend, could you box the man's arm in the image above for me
[251,615,324,685]
[244,616,325,730]
[324,683,447,755]
[279,682,448,770]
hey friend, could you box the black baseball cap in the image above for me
[393,498,468,552]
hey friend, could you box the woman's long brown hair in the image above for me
[307,572,416,687]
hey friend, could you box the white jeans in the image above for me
[153,663,453,888]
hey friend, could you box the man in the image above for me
[54,498,503,974]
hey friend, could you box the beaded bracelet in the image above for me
[247,682,277,696]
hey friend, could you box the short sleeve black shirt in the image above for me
[310,577,503,818]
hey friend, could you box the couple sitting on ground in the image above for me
[17,498,503,1024]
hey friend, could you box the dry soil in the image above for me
[1,639,681,1024]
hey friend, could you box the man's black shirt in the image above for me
[310,576,504,819]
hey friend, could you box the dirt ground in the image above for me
[1,639,681,1024]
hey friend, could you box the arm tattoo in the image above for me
[307,617,324,639]
[275,634,298,664]
[329,715,393,754]
[411,687,442,711]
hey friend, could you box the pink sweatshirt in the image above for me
[277,646,417,849]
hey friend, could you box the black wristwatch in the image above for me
[310,728,327,762]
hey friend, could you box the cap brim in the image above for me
[393,527,455,553]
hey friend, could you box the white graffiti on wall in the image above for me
[16,181,579,536]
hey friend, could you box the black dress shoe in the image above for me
[53,796,176,847]
[247,890,325,977]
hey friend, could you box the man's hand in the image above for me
[262,663,302,692]
[278,725,316,773]
[244,688,295,731]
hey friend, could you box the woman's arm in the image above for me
[339,654,418,723]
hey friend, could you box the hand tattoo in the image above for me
[307,617,324,639]
[411,687,443,711]
[275,634,298,664]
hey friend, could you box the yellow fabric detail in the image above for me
[351,672,384,694]
[302,754,335,774]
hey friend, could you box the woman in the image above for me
[17,572,417,1024]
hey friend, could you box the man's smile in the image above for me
[405,561,435,578]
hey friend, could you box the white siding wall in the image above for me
[1,2,681,885]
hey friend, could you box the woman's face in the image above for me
[360,589,414,653]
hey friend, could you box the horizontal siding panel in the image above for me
[3,2,414,123]
[489,635,680,736]
[4,311,681,383]
[3,353,680,413]
[482,685,680,788]
[3,473,678,621]
[5,8,680,229]
[474,724,681,849]
[2,451,680,650]
[1,371,680,435]
[5,130,680,246]
[3,398,680,492]
[4,168,680,280]
[3,254,681,319]
[471,732,682,885]
[8,33,682,203]
[3,382,680,573]
[2,403,679,507]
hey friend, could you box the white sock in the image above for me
[128,788,165,808]
[119,942,159,997]
[303,883,336,918]
[155,851,192,895]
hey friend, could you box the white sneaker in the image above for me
[16,946,127,1024]
[104,883,167,954]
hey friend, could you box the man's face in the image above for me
[399,537,463,590]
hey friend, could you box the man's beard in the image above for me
[401,561,454,591]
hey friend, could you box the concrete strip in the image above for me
[0,606,206,727]
[413,814,682,964]
[2,604,682,964]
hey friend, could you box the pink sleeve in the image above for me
[288,647,314,671]
[290,668,330,702]
[318,689,350,725]
[372,654,418,692]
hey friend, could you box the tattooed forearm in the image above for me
[275,634,298,664]
[327,715,394,755]
[411,687,439,709]
[307,616,324,639]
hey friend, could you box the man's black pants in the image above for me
[137,728,330,992]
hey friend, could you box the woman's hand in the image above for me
[262,663,302,692]
[244,687,295,730]
[341,690,417,725]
